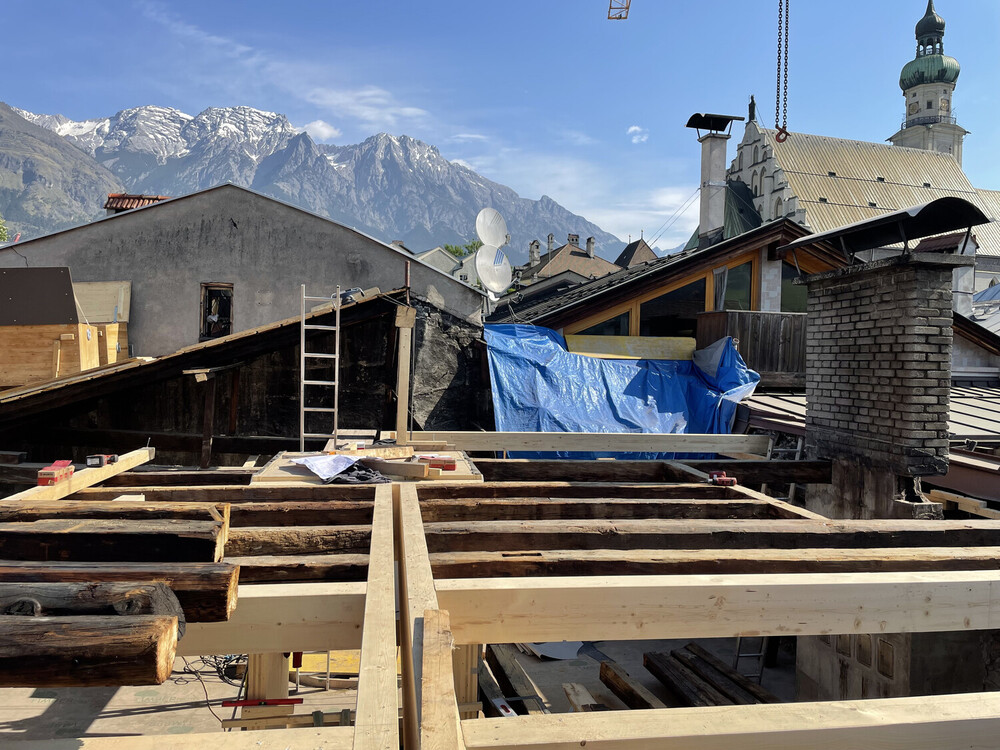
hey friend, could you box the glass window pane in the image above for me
[781,262,808,312]
[723,261,752,310]
[639,278,706,337]
[576,310,630,336]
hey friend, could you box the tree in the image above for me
[443,240,483,258]
[0,212,7,243]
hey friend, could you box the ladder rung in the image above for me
[303,295,338,302]
[303,325,339,331]
[303,407,339,413]
[304,379,338,386]
[303,432,337,439]
[304,352,338,359]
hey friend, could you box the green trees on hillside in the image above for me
[444,240,482,258]
[0,212,8,243]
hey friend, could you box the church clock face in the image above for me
[908,101,920,115]
[940,98,950,112]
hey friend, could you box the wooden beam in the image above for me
[6,447,155,502]
[0,500,227,524]
[228,501,374,526]
[225,525,371,556]
[484,645,546,715]
[0,581,182,627]
[406,432,772,455]
[75,484,376,502]
[643,651,732,707]
[472,459,831,485]
[598,661,666,710]
[418,482,741,501]
[228,553,368,583]
[0,518,225,562]
[419,499,799,523]
[353,484,399,750]
[179,581,365,655]
[421,609,467,750]
[396,483,440,749]
[395,324,413,444]
[199,374,216,469]
[461,692,1000,749]
[428,546,1000,578]
[562,683,606,712]
[454,644,481,720]
[9,727,355,749]
[677,643,779,704]
[0,560,238,622]
[423,518,1000,553]
[437,570,1000,644]
[0,614,177,687]
[244,652,291,729]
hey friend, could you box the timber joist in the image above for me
[7,448,1000,747]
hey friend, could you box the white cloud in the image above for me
[300,119,341,141]
[627,125,649,144]
[560,130,597,146]
[137,1,428,132]
[449,133,489,142]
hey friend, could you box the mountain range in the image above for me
[1,102,627,263]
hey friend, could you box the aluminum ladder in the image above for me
[299,284,341,451]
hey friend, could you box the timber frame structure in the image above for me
[4,436,1000,747]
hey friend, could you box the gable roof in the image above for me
[755,124,1000,256]
[614,238,658,267]
[524,242,621,282]
[0,183,485,297]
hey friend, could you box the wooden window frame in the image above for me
[199,282,234,342]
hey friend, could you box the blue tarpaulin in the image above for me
[484,324,760,459]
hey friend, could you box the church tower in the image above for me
[888,1,967,164]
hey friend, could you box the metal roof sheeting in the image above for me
[758,128,1000,256]
[745,385,1000,441]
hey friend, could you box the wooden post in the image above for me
[200,375,217,470]
[243,652,291,729]
[395,306,415,445]
[454,644,481,719]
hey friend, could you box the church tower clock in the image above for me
[888,1,968,164]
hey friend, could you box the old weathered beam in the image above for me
[484,645,546,716]
[75,484,376,502]
[428,546,1000,578]
[0,500,226,524]
[0,614,178,687]
[598,660,667,710]
[0,560,237,622]
[423,518,1000,553]
[644,651,732,707]
[0,518,225,562]
[228,501,374,527]
[677,643,779,705]
[0,582,184,635]
[225,525,371,556]
[227,553,368,583]
[419,499,796,523]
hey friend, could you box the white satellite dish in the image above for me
[476,208,509,248]
[474,243,513,295]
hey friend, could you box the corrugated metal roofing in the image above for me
[745,386,1000,441]
[758,127,1000,256]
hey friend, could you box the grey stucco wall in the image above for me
[0,185,484,356]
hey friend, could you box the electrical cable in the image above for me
[647,187,701,247]
[180,656,226,727]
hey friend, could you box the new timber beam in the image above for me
[461,692,1000,749]
[7,448,155,502]
[436,570,1000,644]
[405,432,771,455]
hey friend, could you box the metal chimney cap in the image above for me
[685,113,744,133]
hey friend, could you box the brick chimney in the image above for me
[685,113,743,247]
[586,237,595,257]
[528,240,541,266]
[568,233,580,247]
[547,233,554,252]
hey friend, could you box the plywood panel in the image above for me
[74,281,132,323]
[0,324,100,387]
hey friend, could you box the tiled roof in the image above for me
[614,238,658,267]
[103,193,171,211]
[523,243,621,282]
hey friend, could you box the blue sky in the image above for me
[5,0,999,248]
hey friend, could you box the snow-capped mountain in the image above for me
[6,103,624,260]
